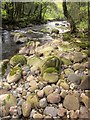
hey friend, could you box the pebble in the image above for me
[58,107,67,117]
[43,85,53,96]
[24,82,30,89]
[47,93,61,103]
[37,90,44,98]
[44,106,58,117]
[33,113,43,119]
[39,98,47,108]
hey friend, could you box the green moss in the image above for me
[0,60,9,76]
[51,28,59,34]
[43,67,58,73]
[42,56,62,72]
[10,54,27,66]
[10,66,22,76]
[61,57,72,65]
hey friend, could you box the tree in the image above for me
[88,1,90,37]
[62,0,76,33]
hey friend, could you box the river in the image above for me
[2,21,70,60]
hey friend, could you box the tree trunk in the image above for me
[62,0,76,33]
[88,1,90,37]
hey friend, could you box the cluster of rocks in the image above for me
[0,37,89,119]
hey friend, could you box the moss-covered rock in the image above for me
[0,59,9,76]
[43,67,59,83]
[26,93,39,108]
[10,54,27,66]
[51,28,59,34]
[7,66,22,83]
[61,57,72,66]
[41,56,62,73]
[0,93,17,117]
[14,33,28,43]
[27,56,43,70]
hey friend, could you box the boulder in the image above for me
[43,72,58,84]
[14,33,28,43]
[63,94,80,110]
[10,54,27,66]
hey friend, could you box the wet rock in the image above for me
[63,94,80,110]
[79,75,90,90]
[67,73,81,85]
[22,101,31,117]
[57,107,67,117]
[47,93,61,103]
[44,106,58,117]
[10,54,27,66]
[43,85,53,96]
[14,33,28,43]
[39,98,47,108]
[73,52,83,63]
[51,28,59,34]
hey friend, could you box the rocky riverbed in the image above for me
[0,22,90,119]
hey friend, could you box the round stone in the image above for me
[39,98,47,108]
[47,93,61,103]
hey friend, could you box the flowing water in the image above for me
[2,21,70,59]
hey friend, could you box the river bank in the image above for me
[0,21,89,119]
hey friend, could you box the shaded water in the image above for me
[2,21,70,59]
